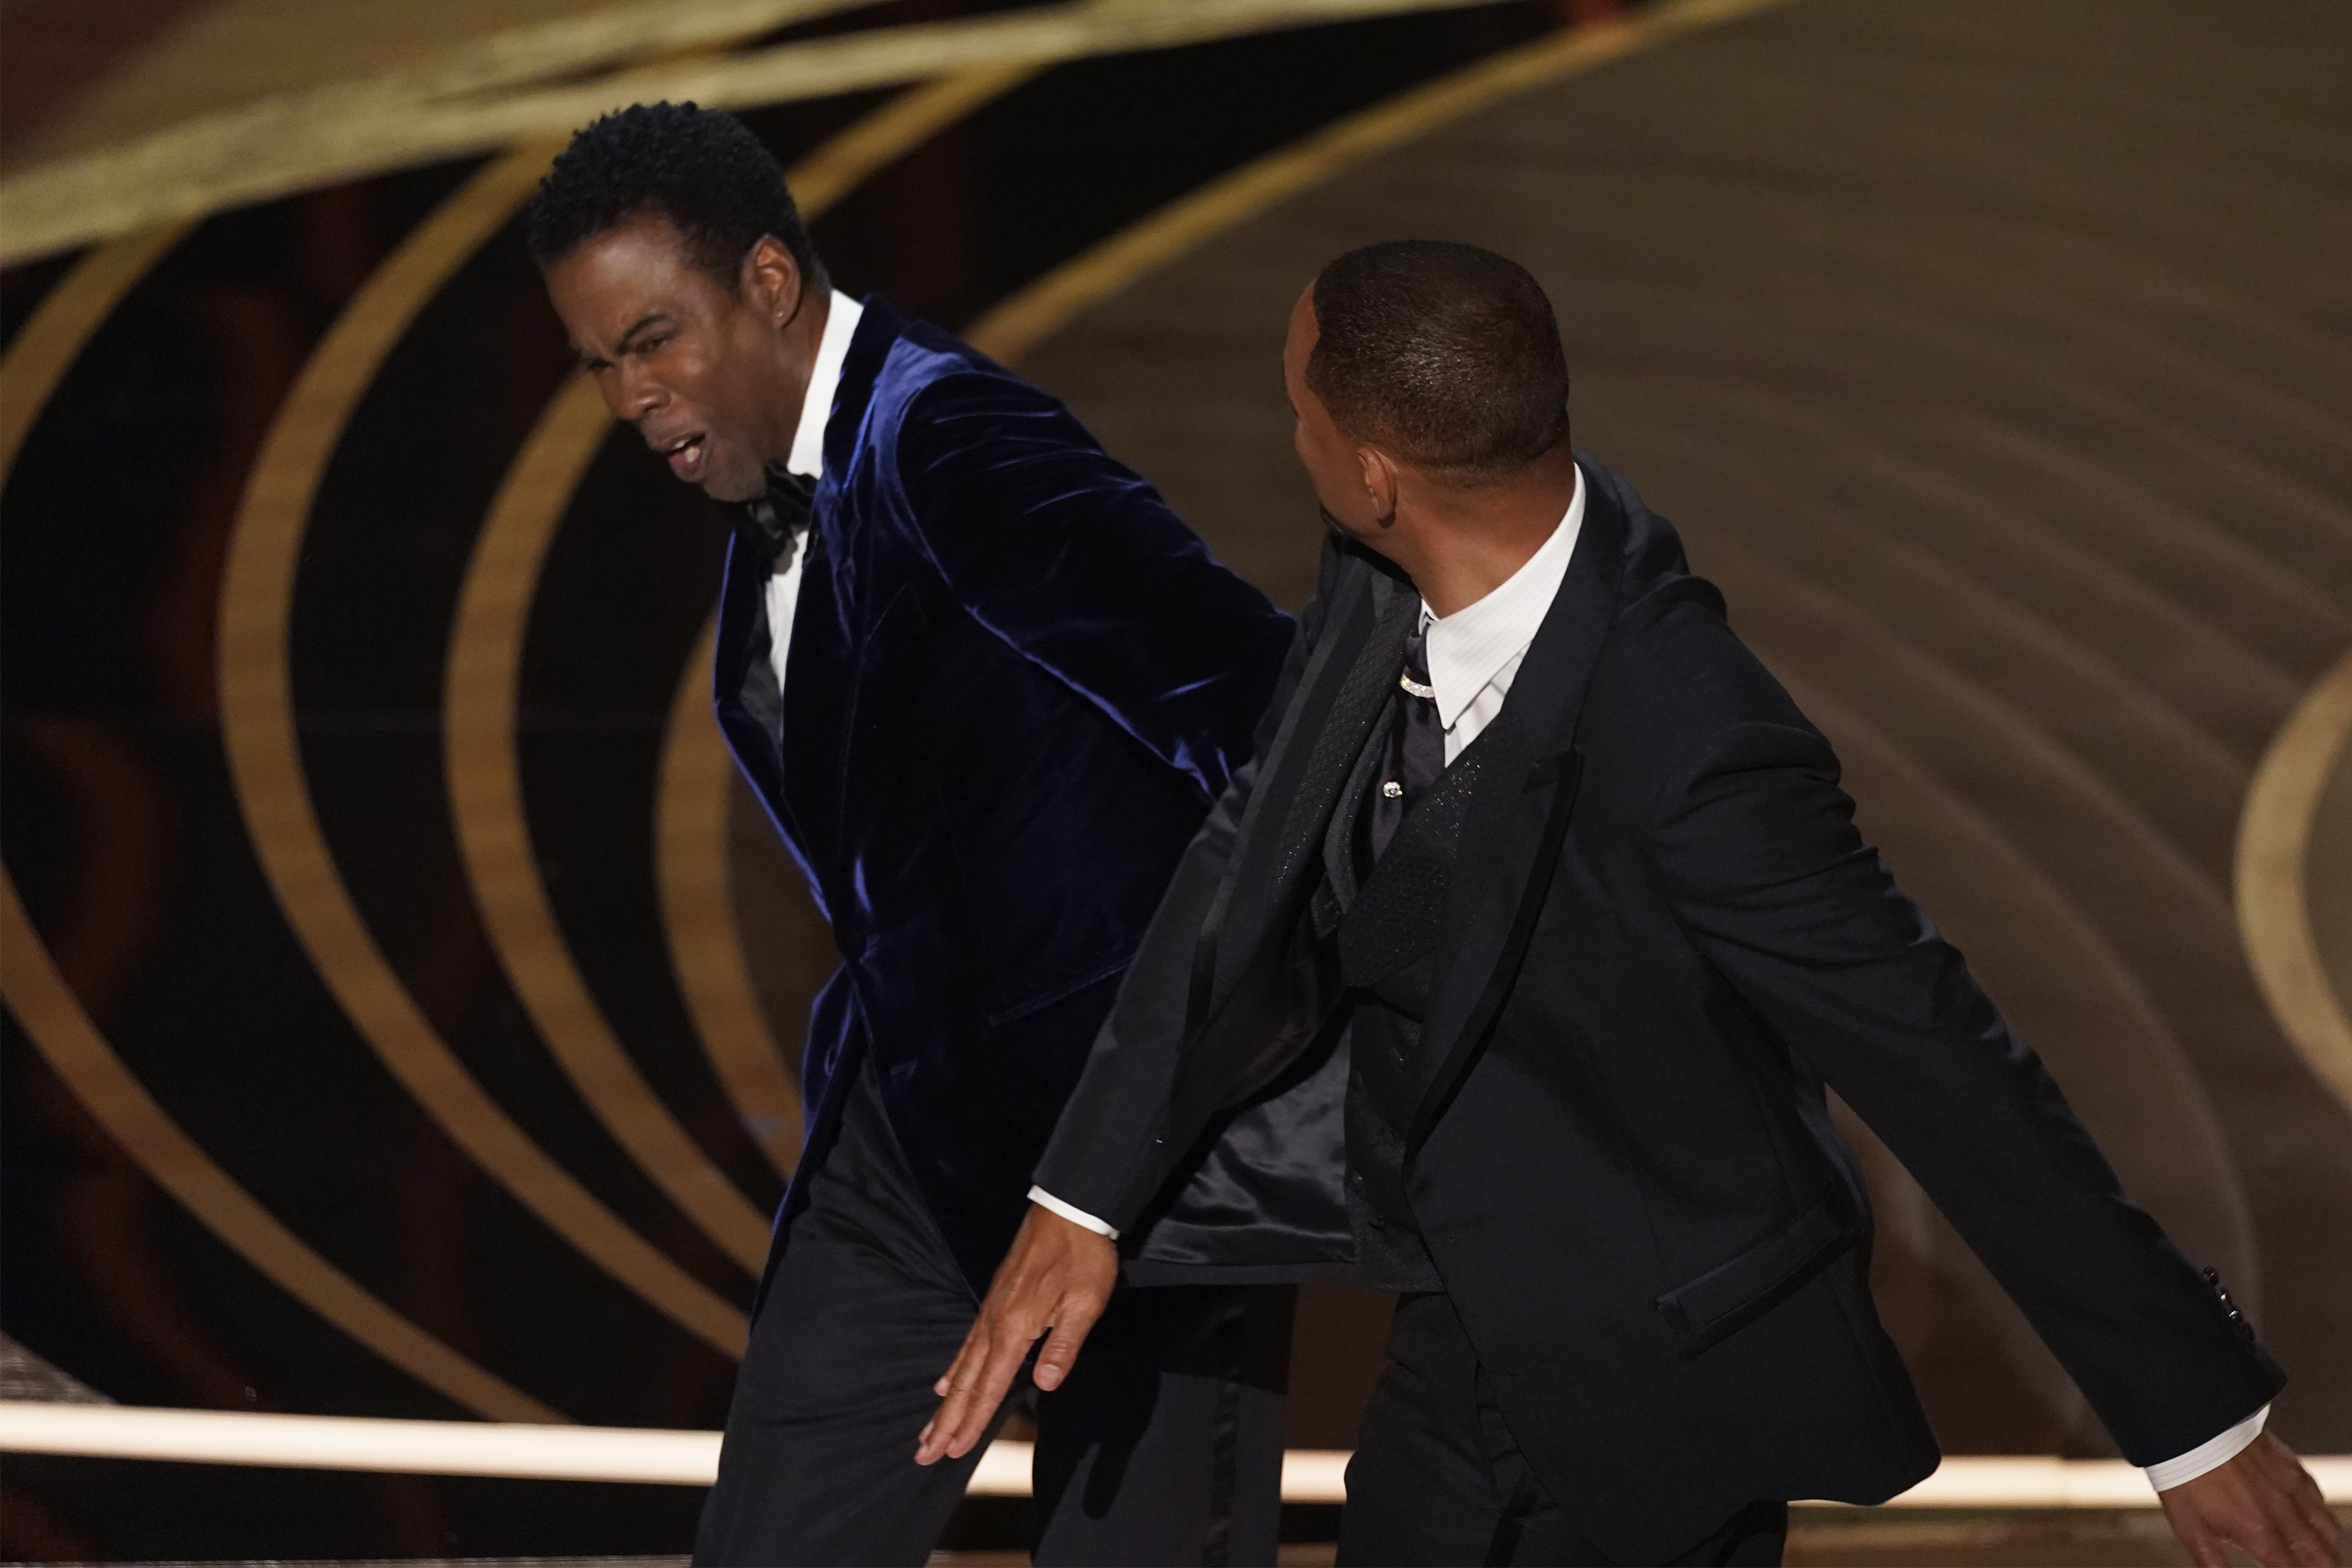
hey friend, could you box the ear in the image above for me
[1357,445,1401,526]
[742,235,804,324]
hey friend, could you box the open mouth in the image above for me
[660,431,707,480]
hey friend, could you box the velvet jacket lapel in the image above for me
[711,297,906,890]
[774,299,901,871]
[713,535,786,789]
[1403,463,1624,1150]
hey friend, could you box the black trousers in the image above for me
[695,1062,1293,1566]
[1338,1293,1787,1568]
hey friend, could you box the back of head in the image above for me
[526,101,825,290]
[1307,240,1567,484]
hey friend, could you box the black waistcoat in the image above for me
[1323,696,1496,1290]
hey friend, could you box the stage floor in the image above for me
[43,1507,2352,1568]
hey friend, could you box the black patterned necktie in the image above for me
[735,463,816,571]
[1358,619,1446,869]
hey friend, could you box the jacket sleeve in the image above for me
[1649,716,2282,1466]
[1031,543,1341,1229]
[894,367,1293,803]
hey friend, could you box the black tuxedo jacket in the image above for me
[1035,453,2281,1559]
[713,297,1290,1299]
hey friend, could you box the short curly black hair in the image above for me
[1308,240,1567,481]
[526,101,826,291]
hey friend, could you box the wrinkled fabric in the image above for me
[714,298,1291,1295]
[1118,1019,1357,1285]
[1039,454,2285,1562]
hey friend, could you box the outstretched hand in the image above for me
[916,1203,1119,1465]
[2159,1434,2342,1566]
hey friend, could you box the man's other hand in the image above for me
[2159,1433,2342,1566]
[915,1203,1119,1465]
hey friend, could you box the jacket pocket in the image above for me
[1655,1191,1857,1359]
[982,954,1131,1031]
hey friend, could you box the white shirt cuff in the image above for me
[1027,1186,1120,1240]
[2145,1405,2268,1492]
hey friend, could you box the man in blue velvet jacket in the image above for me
[530,104,1295,1565]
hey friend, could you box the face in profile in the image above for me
[544,212,804,504]
[1283,285,1380,547]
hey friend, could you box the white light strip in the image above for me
[2,1403,2346,1508]
[0,1403,723,1486]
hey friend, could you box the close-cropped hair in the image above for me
[526,101,826,292]
[1307,240,1568,481]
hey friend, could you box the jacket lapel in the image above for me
[1150,553,1418,1144]
[713,535,793,815]
[1195,552,1416,1018]
[1405,462,1625,1151]
[768,296,906,863]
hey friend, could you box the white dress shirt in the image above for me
[764,289,864,696]
[1420,466,1584,761]
[1022,463,2259,1490]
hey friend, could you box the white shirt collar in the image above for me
[1421,464,1585,733]
[784,289,864,479]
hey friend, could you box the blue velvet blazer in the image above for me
[712,296,1290,1295]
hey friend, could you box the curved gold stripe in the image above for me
[0,226,191,470]
[2238,645,2352,1119]
[314,0,895,105]
[0,234,561,1423]
[0,875,564,1424]
[4,0,1530,264]
[0,0,891,267]
[965,0,1795,363]
[786,63,1044,216]
[217,146,747,1356]
[775,0,1156,217]
[448,374,775,1271]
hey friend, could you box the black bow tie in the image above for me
[736,463,816,570]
